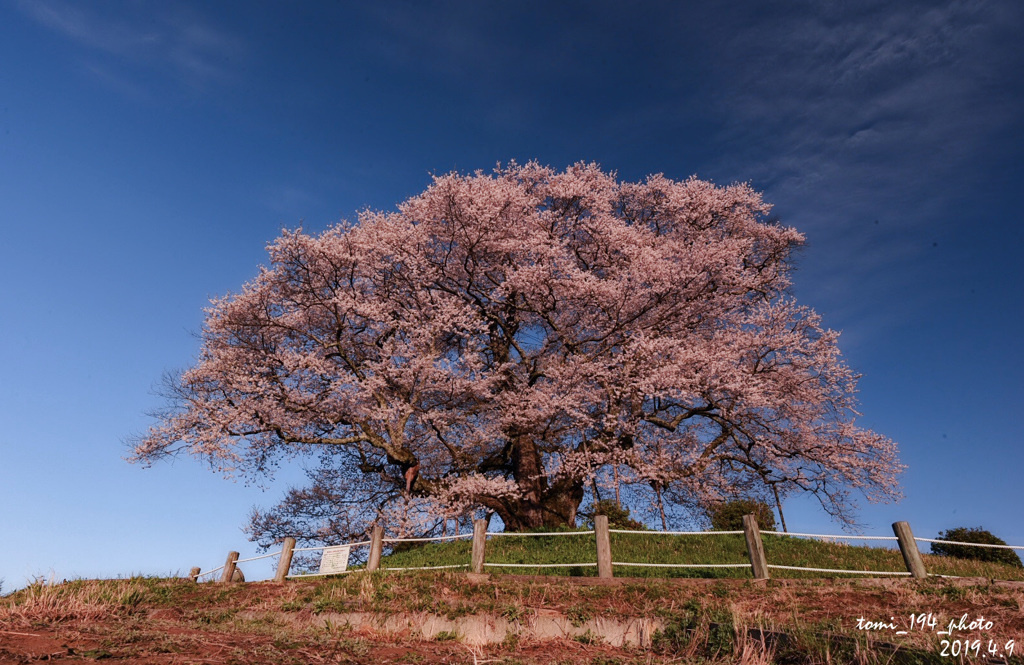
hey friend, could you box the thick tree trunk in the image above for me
[499,487,583,531]
[498,435,584,531]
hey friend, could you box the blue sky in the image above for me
[1,1,1022,588]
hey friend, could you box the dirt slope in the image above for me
[2,573,1022,664]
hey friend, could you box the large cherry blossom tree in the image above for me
[132,162,902,535]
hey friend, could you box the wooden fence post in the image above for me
[595,515,613,579]
[220,551,239,584]
[274,537,296,582]
[366,526,384,572]
[188,567,201,583]
[892,521,927,579]
[471,519,488,574]
[743,514,770,580]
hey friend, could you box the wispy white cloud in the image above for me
[16,0,160,54]
[696,0,1024,339]
[710,1,1021,213]
[14,0,244,92]
[80,61,151,102]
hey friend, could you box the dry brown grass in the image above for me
[3,574,1023,664]
[0,578,146,626]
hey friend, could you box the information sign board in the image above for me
[319,545,352,575]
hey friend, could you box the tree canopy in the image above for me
[132,162,902,538]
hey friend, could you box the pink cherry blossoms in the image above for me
[132,162,902,537]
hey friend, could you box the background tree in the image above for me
[132,162,902,535]
[707,499,777,532]
[579,500,647,531]
[930,527,1023,568]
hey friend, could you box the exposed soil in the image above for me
[0,622,646,664]
[2,574,1022,664]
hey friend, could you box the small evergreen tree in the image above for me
[930,527,1022,568]
[708,499,777,531]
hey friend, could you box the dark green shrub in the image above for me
[930,527,1022,568]
[708,499,776,532]
[582,500,646,530]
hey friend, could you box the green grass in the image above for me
[761,535,908,579]
[608,531,751,578]
[367,530,1024,582]
[921,551,1024,579]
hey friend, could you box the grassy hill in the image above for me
[3,535,1023,665]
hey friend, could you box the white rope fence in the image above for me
[287,563,470,577]
[287,534,474,577]
[287,570,357,578]
[189,519,1024,584]
[383,533,474,543]
[383,564,470,571]
[605,527,915,577]
[763,531,898,541]
[767,564,910,576]
[377,533,471,573]
[484,562,598,568]
[608,528,749,571]
[613,562,751,569]
[294,540,372,553]
[610,529,744,536]
[234,550,282,564]
[194,565,225,581]
[915,537,1024,551]
[481,530,597,570]
[486,530,595,537]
